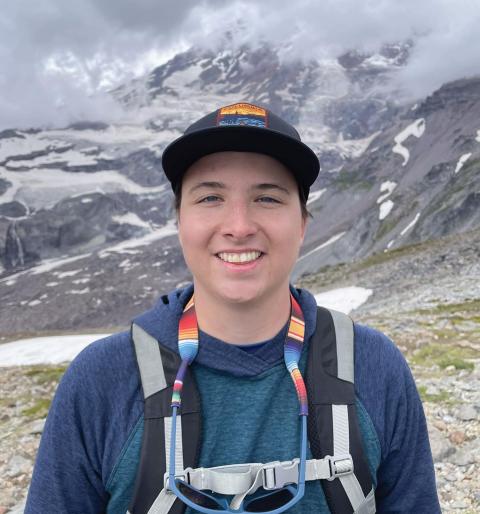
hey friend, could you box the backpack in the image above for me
[127,306,375,514]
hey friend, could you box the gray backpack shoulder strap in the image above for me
[306,306,376,514]
[128,322,201,514]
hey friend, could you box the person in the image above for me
[25,102,441,513]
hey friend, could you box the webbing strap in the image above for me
[132,323,167,399]
[332,404,373,512]
[163,454,353,499]
[329,309,354,383]
[332,404,350,455]
[354,488,376,514]
[164,416,184,476]
[145,489,177,514]
[148,450,375,514]
[142,416,185,514]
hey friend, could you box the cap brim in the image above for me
[162,126,319,195]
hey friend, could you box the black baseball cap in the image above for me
[161,102,320,199]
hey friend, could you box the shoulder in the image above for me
[47,329,142,440]
[45,330,144,486]
[61,330,137,392]
[51,329,141,421]
[353,323,410,378]
[353,323,415,396]
[353,323,420,454]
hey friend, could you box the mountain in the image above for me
[294,76,480,278]
[0,42,479,336]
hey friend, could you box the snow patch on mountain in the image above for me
[299,232,346,261]
[0,168,167,209]
[400,212,421,236]
[53,269,84,279]
[67,288,90,295]
[317,131,381,162]
[98,218,178,257]
[0,334,110,366]
[5,148,111,169]
[307,188,326,205]
[392,119,426,166]
[314,286,373,314]
[377,181,397,204]
[454,153,472,174]
[111,213,151,229]
[0,254,90,285]
[33,260,84,277]
[47,124,160,145]
[0,132,71,163]
[379,200,394,220]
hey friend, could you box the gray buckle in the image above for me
[326,455,354,481]
[164,470,190,491]
[262,459,299,490]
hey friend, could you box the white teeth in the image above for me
[218,251,261,263]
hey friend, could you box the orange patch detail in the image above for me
[219,103,267,117]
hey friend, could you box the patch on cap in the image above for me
[216,102,268,128]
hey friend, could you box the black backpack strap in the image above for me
[128,323,202,514]
[306,307,375,514]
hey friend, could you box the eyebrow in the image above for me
[187,181,291,195]
[187,181,226,194]
[253,183,291,195]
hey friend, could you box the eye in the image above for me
[257,196,281,204]
[198,195,222,203]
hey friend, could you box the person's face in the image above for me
[177,151,307,306]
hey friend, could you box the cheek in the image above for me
[177,216,210,255]
[270,217,305,252]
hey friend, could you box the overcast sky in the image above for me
[2,0,479,130]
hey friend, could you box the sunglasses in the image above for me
[167,407,308,513]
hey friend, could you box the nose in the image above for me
[220,201,258,240]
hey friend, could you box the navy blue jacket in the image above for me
[25,286,440,513]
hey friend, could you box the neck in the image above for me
[192,286,292,344]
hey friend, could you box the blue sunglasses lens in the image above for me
[244,487,296,512]
[177,478,296,513]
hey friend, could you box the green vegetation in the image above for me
[411,343,476,371]
[25,365,67,384]
[333,170,373,191]
[22,398,52,419]
[417,385,451,403]
[460,156,480,172]
[375,217,399,240]
[416,299,480,316]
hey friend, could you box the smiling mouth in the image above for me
[217,251,263,264]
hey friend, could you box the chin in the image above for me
[214,284,265,305]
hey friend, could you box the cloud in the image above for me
[0,0,205,129]
[1,0,479,129]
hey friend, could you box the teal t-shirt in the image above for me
[106,330,380,514]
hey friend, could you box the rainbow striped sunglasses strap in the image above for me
[285,295,308,416]
[172,296,199,408]
[172,293,308,416]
